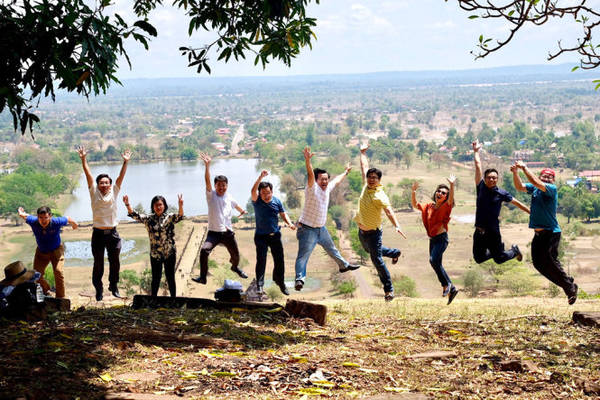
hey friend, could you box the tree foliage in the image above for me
[1,0,318,133]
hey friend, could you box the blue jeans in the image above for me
[358,228,399,293]
[294,224,348,282]
[429,232,451,287]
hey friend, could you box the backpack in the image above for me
[1,282,44,318]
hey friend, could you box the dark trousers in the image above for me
[150,252,177,297]
[91,228,122,294]
[199,230,240,279]
[429,232,451,287]
[254,231,285,288]
[531,230,575,296]
[472,228,517,264]
[358,228,400,293]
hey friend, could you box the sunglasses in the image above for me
[436,190,448,195]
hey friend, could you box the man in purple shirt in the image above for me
[18,206,78,298]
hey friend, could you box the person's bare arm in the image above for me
[516,160,547,192]
[359,143,369,183]
[66,216,78,229]
[115,149,131,189]
[77,145,94,189]
[17,207,29,221]
[178,194,184,217]
[251,170,268,202]
[472,140,483,186]
[384,206,407,238]
[279,212,296,230]
[122,195,134,215]
[329,163,352,188]
[234,204,246,217]
[511,164,527,193]
[447,175,456,207]
[511,198,530,214]
[410,181,419,210]
[303,146,315,188]
[199,152,213,192]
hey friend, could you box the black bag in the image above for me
[1,282,44,317]
[214,288,242,302]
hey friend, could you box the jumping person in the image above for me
[77,145,131,301]
[251,170,295,295]
[355,144,405,301]
[472,140,529,265]
[511,161,578,304]
[192,152,247,284]
[411,176,458,304]
[294,146,360,291]
[123,194,184,297]
[17,206,78,298]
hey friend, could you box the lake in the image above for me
[65,159,281,221]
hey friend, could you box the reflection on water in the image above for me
[64,159,281,221]
[64,240,140,267]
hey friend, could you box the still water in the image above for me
[65,159,281,221]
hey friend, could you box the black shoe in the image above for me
[339,264,360,273]
[447,286,459,305]
[384,291,395,302]
[256,285,264,294]
[192,275,207,284]
[275,281,290,296]
[231,266,248,279]
[295,280,304,291]
[512,245,523,262]
[95,291,103,301]
[568,284,578,305]
[111,289,122,299]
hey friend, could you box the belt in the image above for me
[94,227,116,234]
[359,228,378,234]
[298,222,317,229]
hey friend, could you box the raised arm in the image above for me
[511,163,527,193]
[251,170,268,202]
[199,152,212,192]
[511,198,530,215]
[17,207,29,221]
[279,212,296,230]
[472,140,483,186]
[65,216,78,229]
[115,149,131,189]
[384,206,407,239]
[516,160,547,192]
[410,181,419,210]
[329,163,352,188]
[77,145,94,189]
[177,193,184,217]
[122,195,134,215]
[359,143,369,183]
[447,174,456,207]
[303,146,315,188]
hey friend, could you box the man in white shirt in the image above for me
[77,145,130,301]
[192,152,248,284]
[294,146,359,291]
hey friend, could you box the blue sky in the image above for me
[112,0,581,78]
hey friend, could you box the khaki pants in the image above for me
[33,244,66,298]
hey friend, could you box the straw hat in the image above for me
[0,261,35,286]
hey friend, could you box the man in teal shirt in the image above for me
[511,161,578,304]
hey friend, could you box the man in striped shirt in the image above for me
[354,144,406,301]
[294,146,360,291]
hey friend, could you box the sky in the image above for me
[111,0,582,79]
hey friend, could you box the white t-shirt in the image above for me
[206,190,239,232]
[89,184,120,228]
[299,184,333,228]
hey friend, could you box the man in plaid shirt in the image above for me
[294,146,360,291]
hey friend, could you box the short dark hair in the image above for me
[258,181,273,192]
[214,175,228,184]
[366,167,382,180]
[313,168,330,180]
[150,195,168,213]
[483,168,498,178]
[96,173,112,185]
[37,206,52,215]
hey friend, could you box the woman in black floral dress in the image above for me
[123,194,184,297]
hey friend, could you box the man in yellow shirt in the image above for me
[355,144,406,301]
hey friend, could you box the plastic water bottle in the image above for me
[35,284,44,303]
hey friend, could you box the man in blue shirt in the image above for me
[251,170,295,295]
[472,140,530,265]
[18,206,78,298]
[511,161,578,305]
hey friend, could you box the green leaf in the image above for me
[133,20,157,37]
[571,66,579,72]
[479,35,483,43]
[468,15,479,19]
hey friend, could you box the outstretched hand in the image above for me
[472,139,482,152]
[395,226,407,239]
[121,149,132,162]
[447,174,456,185]
[178,193,184,207]
[122,195,130,205]
[260,170,269,178]
[515,160,526,169]
[303,146,314,161]
[17,207,26,217]
[76,145,87,159]
[344,163,352,174]
[199,152,212,165]
[510,164,518,173]
[411,181,419,191]
[360,143,369,153]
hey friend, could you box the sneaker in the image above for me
[447,286,459,305]
[384,291,395,302]
[568,283,578,305]
[192,275,207,284]
[295,280,304,291]
[442,286,450,297]
[231,266,248,279]
[512,245,523,262]
[392,250,401,265]
[339,264,360,273]
[275,281,290,296]
[111,289,122,299]
[256,285,264,294]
